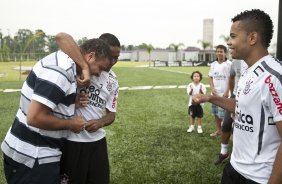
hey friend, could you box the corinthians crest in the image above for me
[106,80,113,92]
[243,78,253,95]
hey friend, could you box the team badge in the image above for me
[243,79,253,95]
[106,80,113,92]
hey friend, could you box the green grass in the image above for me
[0,62,228,184]
[0,92,20,182]
[0,61,35,83]
[107,89,224,184]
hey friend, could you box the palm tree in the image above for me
[169,43,185,61]
[20,31,45,80]
[140,43,154,66]
[197,40,212,50]
[220,35,230,43]
[22,31,45,53]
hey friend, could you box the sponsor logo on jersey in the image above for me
[234,109,254,132]
[264,75,282,115]
[80,85,106,109]
[213,72,227,80]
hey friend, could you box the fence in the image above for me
[0,53,49,62]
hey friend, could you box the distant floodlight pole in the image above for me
[277,0,282,60]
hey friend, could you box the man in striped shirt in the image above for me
[1,38,112,184]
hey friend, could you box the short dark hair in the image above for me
[99,33,120,47]
[190,71,203,81]
[231,9,273,48]
[80,38,112,60]
[215,45,227,53]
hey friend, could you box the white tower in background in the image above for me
[203,19,214,48]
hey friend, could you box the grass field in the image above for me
[0,61,228,184]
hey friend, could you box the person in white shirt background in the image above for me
[208,45,232,137]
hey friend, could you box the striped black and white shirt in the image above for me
[231,55,282,183]
[1,50,77,168]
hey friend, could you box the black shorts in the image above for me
[3,154,60,184]
[221,95,235,133]
[188,104,203,118]
[60,137,109,184]
[221,162,259,184]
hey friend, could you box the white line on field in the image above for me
[149,67,209,78]
[1,84,210,93]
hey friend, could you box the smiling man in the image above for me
[193,9,282,184]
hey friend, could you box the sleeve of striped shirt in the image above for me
[31,66,73,110]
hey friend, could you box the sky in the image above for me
[0,0,279,50]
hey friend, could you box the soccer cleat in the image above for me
[214,153,230,165]
[187,126,195,133]
[197,126,203,133]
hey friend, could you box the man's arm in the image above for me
[27,100,86,133]
[192,94,236,113]
[55,32,90,87]
[268,121,282,184]
[223,74,235,98]
[85,109,116,133]
[209,77,216,95]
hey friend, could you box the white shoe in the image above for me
[187,126,195,133]
[197,126,203,134]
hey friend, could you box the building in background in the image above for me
[203,18,214,48]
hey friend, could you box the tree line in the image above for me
[0,29,58,61]
[0,28,215,61]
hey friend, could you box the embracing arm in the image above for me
[268,121,282,184]
[27,100,86,133]
[55,32,90,86]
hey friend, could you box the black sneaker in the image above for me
[214,153,229,165]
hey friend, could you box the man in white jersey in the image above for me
[56,32,120,184]
[214,59,248,165]
[209,45,232,137]
[1,38,112,184]
[193,9,282,184]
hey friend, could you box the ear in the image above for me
[248,32,258,46]
[86,52,96,62]
[85,52,92,61]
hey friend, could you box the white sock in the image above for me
[190,125,194,128]
[220,144,228,155]
[198,125,202,128]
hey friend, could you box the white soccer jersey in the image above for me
[67,69,119,142]
[1,51,77,168]
[209,60,232,96]
[231,55,282,183]
[187,82,207,107]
